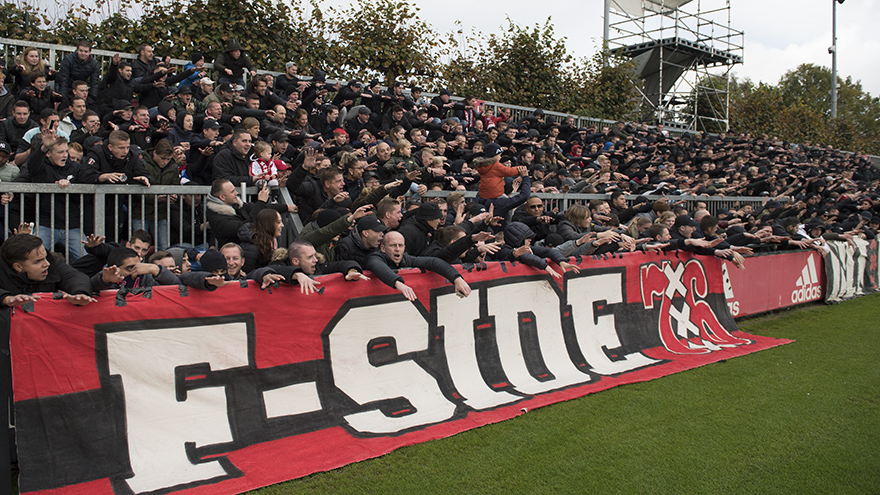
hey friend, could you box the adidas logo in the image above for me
[792,254,822,303]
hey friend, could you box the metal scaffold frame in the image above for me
[605,0,744,133]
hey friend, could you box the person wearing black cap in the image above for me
[136,63,198,110]
[172,84,206,115]
[180,51,207,89]
[0,142,18,182]
[381,81,413,114]
[346,105,379,141]
[396,202,446,256]
[90,246,181,291]
[204,82,235,107]
[184,118,223,185]
[428,89,455,121]
[474,142,526,200]
[331,79,362,113]
[335,214,387,267]
[365,231,471,301]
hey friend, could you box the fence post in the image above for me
[94,190,106,238]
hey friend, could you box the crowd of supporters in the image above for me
[0,39,878,307]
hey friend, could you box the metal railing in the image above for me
[422,190,770,218]
[0,183,298,260]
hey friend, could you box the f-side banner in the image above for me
[9,251,790,495]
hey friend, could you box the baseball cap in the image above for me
[357,215,387,232]
[199,77,215,86]
[271,131,288,142]
[202,119,221,130]
[673,214,698,228]
[0,142,11,154]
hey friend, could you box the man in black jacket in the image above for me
[0,102,37,162]
[335,215,386,268]
[213,39,256,87]
[365,231,471,301]
[98,55,163,116]
[81,130,151,185]
[397,202,444,256]
[80,130,152,239]
[0,234,94,308]
[56,41,100,99]
[212,128,254,186]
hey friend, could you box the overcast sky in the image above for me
[390,0,880,98]
[32,0,880,97]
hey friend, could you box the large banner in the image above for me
[824,239,880,303]
[721,250,826,317]
[10,252,790,495]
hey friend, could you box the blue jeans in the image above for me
[38,227,82,261]
[132,219,169,251]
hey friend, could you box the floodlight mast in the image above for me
[830,0,843,119]
[604,0,611,67]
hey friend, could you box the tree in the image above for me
[565,48,640,121]
[0,3,51,41]
[441,19,573,110]
[328,0,440,84]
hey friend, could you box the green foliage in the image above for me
[565,49,640,121]
[440,20,639,119]
[442,19,571,110]
[0,2,51,41]
[328,0,439,84]
[724,65,880,154]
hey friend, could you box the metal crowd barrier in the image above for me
[421,190,771,217]
[0,183,298,261]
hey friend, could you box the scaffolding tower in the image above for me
[606,0,743,132]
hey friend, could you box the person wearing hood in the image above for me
[205,178,293,247]
[495,221,581,279]
[397,202,445,256]
[213,39,256,87]
[167,111,195,147]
